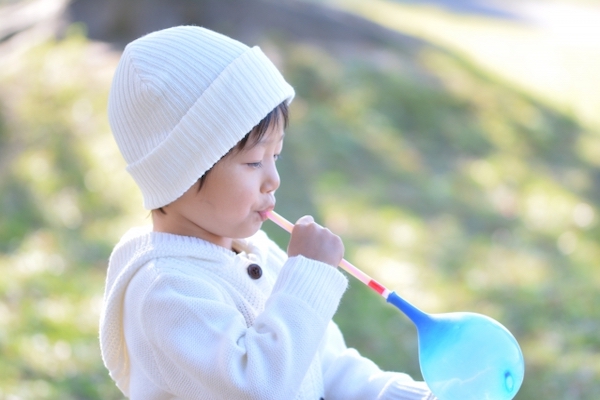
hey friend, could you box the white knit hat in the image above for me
[108,26,295,209]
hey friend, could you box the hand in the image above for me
[287,215,344,267]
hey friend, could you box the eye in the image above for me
[247,161,263,168]
[274,154,281,161]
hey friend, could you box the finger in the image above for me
[295,215,315,225]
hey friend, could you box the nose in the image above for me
[262,160,280,193]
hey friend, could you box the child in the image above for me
[99,25,436,400]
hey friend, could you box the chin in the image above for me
[234,222,263,239]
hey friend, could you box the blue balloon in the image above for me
[387,291,524,400]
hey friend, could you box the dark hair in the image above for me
[233,100,289,153]
[155,101,289,215]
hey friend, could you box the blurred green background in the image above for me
[1,0,599,398]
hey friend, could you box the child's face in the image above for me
[154,122,284,249]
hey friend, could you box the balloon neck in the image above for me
[386,291,431,327]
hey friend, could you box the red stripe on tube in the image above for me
[368,280,386,295]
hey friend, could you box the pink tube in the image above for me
[267,210,390,298]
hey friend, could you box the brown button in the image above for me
[247,263,262,279]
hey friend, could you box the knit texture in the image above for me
[108,26,295,209]
[99,228,437,399]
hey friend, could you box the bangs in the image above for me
[234,101,289,151]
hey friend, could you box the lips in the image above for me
[258,204,275,221]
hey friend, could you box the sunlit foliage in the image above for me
[0,26,141,399]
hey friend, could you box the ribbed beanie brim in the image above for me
[108,26,295,209]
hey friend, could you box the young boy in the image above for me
[99,25,436,400]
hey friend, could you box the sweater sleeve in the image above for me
[320,322,437,400]
[126,255,347,400]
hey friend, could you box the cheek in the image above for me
[203,174,254,210]
[200,161,261,208]
[224,179,256,206]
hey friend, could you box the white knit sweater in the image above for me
[99,226,436,400]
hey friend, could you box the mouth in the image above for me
[258,205,275,222]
